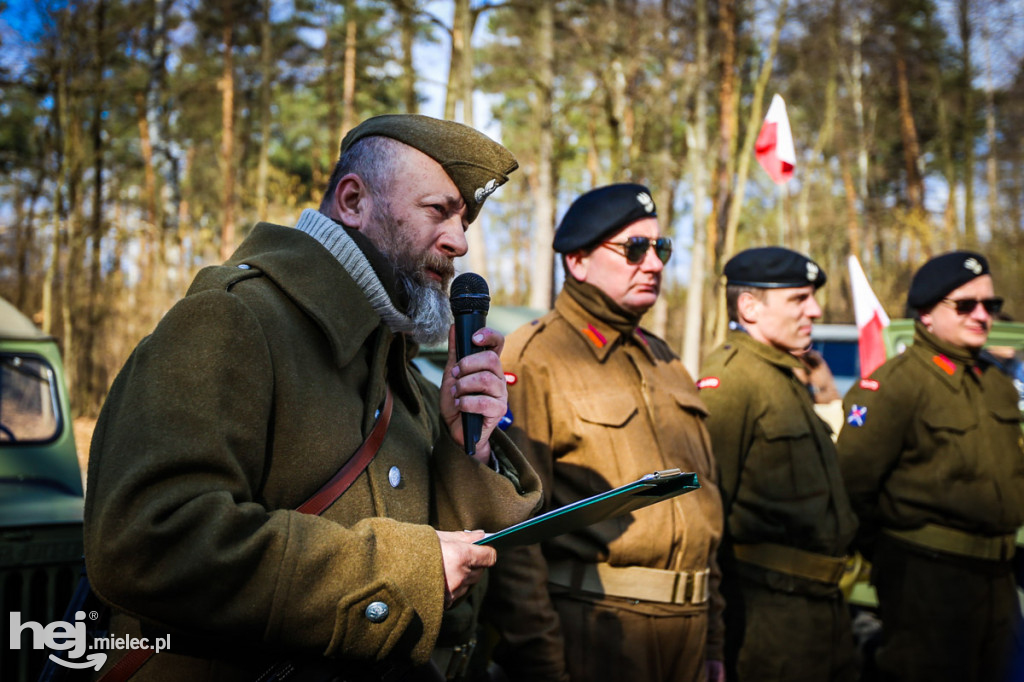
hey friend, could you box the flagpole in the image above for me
[778,182,786,245]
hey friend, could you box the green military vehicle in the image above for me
[0,297,85,681]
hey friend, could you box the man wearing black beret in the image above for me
[838,250,1024,681]
[697,246,859,682]
[484,183,727,681]
[84,114,541,680]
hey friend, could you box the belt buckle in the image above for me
[692,569,709,605]
[1000,536,1016,562]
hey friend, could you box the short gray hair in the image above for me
[320,136,404,212]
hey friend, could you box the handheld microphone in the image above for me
[449,272,490,456]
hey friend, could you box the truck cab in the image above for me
[0,297,84,681]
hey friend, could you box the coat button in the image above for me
[237,263,251,269]
[365,601,389,623]
[388,466,402,488]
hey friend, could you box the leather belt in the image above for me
[884,524,1017,562]
[733,543,848,585]
[547,561,710,605]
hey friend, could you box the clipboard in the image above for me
[476,468,700,550]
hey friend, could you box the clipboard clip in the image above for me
[641,468,683,481]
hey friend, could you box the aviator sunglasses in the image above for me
[601,236,673,265]
[941,297,1004,315]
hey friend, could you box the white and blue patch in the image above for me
[847,404,868,427]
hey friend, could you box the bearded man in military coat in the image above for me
[84,115,541,681]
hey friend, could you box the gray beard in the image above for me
[369,201,453,346]
[397,269,453,346]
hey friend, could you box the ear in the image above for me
[919,309,934,331]
[565,250,590,282]
[331,173,372,230]
[737,291,762,325]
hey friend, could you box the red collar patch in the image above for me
[932,354,956,376]
[582,324,607,349]
[859,379,880,391]
[697,377,720,389]
[504,372,518,385]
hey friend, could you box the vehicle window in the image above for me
[0,353,62,443]
[812,339,861,396]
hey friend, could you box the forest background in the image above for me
[2,0,1023,419]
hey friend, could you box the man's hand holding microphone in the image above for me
[436,272,508,607]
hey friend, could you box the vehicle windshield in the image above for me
[0,353,62,443]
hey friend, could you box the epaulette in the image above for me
[187,262,264,296]
[718,342,741,365]
[501,313,551,363]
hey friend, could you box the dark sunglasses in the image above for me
[941,297,1004,315]
[601,236,673,265]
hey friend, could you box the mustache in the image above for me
[420,252,455,286]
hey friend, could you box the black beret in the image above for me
[553,183,657,253]
[724,246,827,289]
[907,250,989,309]
[340,114,518,224]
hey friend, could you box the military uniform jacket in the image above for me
[699,331,857,559]
[493,287,726,669]
[837,322,1024,543]
[83,224,541,679]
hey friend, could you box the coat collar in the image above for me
[908,321,978,391]
[725,329,805,371]
[553,288,655,362]
[226,223,381,369]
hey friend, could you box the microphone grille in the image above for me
[449,273,490,314]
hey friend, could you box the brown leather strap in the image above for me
[98,387,394,682]
[98,647,155,682]
[296,386,394,515]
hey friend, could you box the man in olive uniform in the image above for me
[84,115,541,681]
[697,247,859,682]
[483,184,726,682]
[837,251,1024,682]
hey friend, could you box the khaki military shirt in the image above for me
[837,322,1024,541]
[489,287,725,676]
[699,331,857,557]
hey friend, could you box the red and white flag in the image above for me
[848,255,891,378]
[755,94,796,184]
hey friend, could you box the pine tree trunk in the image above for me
[527,0,555,311]
[682,0,709,375]
[959,0,976,246]
[257,0,272,222]
[714,0,789,345]
[219,0,236,262]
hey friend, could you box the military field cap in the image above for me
[553,183,657,253]
[907,250,990,309]
[340,114,518,224]
[724,246,827,289]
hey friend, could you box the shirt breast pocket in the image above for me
[918,405,978,478]
[562,392,639,482]
[748,411,827,501]
[987,404,1024,474]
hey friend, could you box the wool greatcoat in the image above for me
[84,220,542,681]
[698,330,859,682]
[484,282,725,682]
[837,321,1024,682]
